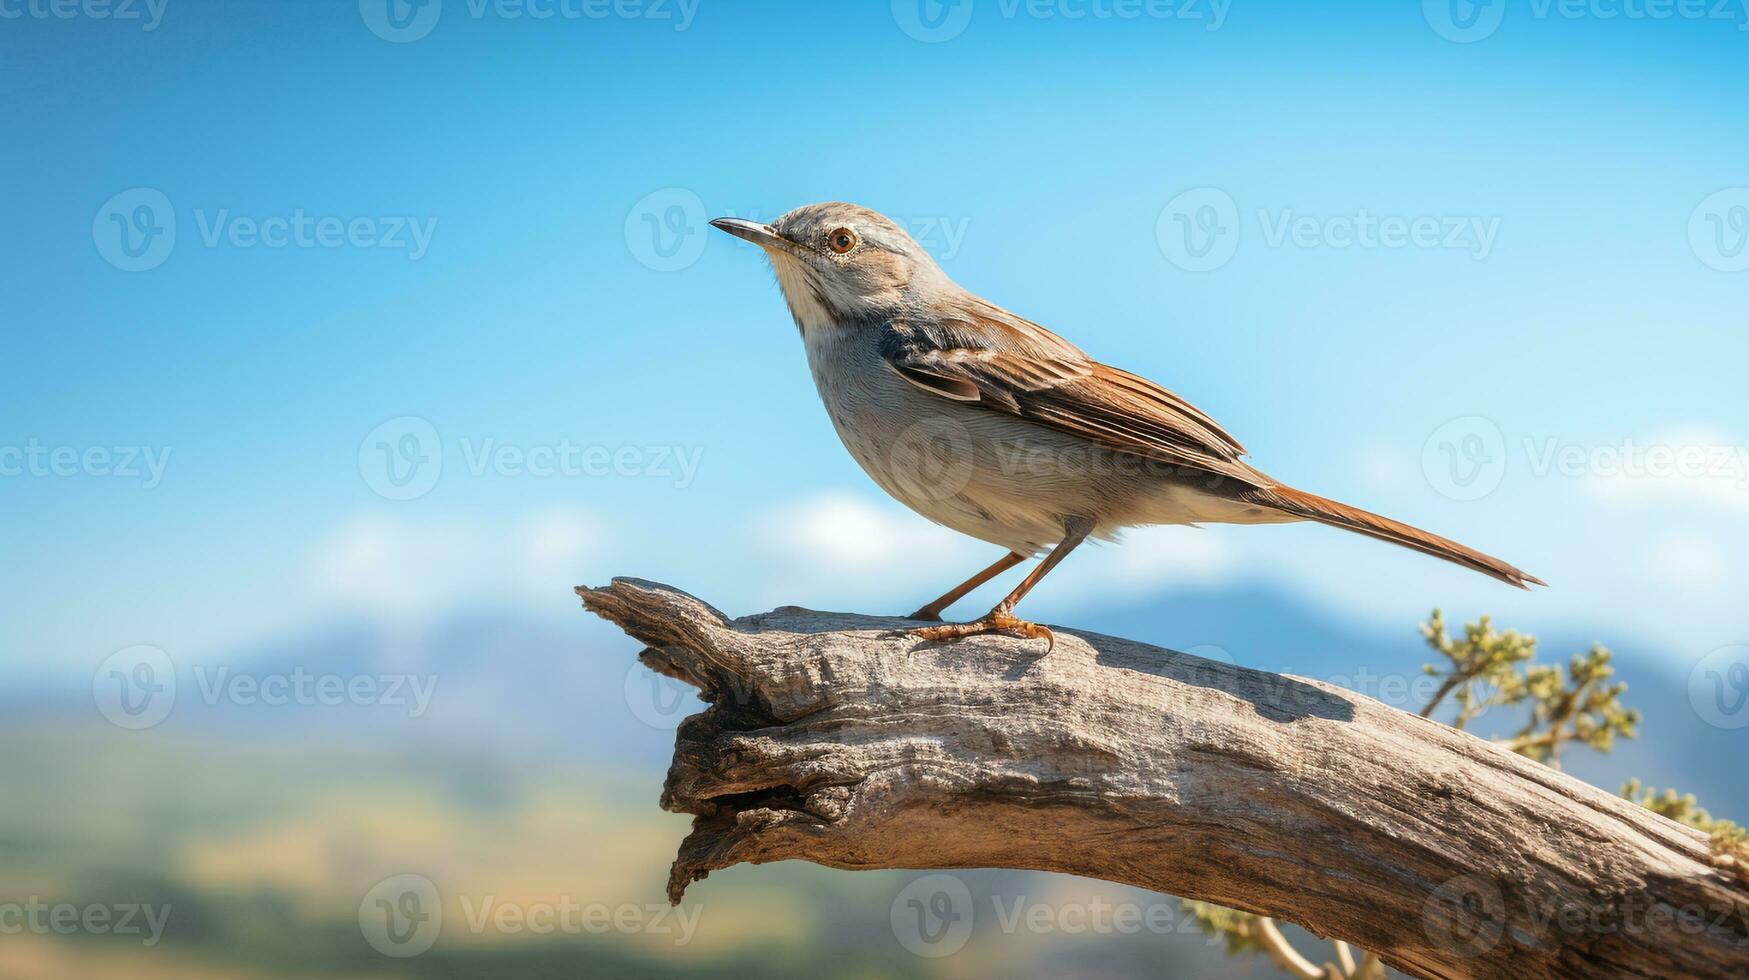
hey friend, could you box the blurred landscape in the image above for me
[3,582,1737,978]
[5,0,1746,976]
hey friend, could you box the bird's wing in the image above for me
[879,298,1263,486]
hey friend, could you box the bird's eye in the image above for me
[827,227,858,254]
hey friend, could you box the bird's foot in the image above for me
[909,610,1054,652]
[904,607,944,622]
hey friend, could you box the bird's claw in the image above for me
[909,611,1054,652]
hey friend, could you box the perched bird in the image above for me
[712,203,1542,648]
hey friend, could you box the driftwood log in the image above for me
[577,578,1749,980]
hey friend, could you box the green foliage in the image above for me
[1183,900,1264,955]
[1420,610,1639,767]
[1623,780,1749,886]
[1503,644,1640,765]
[1418,608,1537,729]
[1196,609,1740,979]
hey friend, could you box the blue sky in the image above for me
[2,0,1747,684]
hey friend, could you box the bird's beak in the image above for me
[710,217,788,251]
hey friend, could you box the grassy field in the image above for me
[1,722,1281,978]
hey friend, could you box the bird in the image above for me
[711,202,1543,649]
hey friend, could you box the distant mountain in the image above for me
[21,582,1743,819]
[1075,585,1748,819]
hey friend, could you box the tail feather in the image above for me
[1260,486,1545,590]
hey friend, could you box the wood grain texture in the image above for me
[577,578,1748,980]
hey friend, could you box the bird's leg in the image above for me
[911,518,1094,651]
[906,551,1027,621]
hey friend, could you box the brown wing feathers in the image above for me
[881,306,1543,589]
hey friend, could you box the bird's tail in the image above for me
[1259,485,1545,590]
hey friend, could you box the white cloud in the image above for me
[306,507,601,621]
[751,491,1243,614]
[1647,534,1726,592]
[1351,441,1416,496]
[308,515,472,619]
[766,491,975,570]
[513,508,597,596]
[1580,429,1749,513]
[1048,524,1240,605]
[750,491,992,610]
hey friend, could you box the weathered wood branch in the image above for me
[577,578,1749,980]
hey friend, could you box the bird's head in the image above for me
[711,202,947,330]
